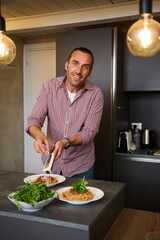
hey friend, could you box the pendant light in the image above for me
[0,0,16,65]
[127,0,160,58]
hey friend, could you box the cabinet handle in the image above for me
[117,107,124,109]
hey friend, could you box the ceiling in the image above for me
[1,0,160,41]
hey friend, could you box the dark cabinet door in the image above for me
[123,35,160,91]
[115,155,160,212]
[56,27,114,180]
[56,27,129,180]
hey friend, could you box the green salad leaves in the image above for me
[10,182,55,211]
[71,177,88,194]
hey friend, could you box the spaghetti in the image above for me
[33,175,58,185]
[62,188,94,201]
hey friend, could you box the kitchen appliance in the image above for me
[118,130,132,153]
[141,129,155,148]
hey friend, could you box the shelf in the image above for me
[0,64,19,69]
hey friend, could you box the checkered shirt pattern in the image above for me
[26,75,104,177]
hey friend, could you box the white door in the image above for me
[23,41,56,173]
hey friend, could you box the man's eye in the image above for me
[83,65,89,70]
[73,62,78,65]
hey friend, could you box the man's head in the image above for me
[65,47,94,93]
[66,47,94,70]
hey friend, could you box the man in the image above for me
[26,47,104,179]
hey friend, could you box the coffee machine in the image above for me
[118,130,132,153]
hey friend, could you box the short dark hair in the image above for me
[67,47,94,70]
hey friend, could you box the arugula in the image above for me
[71,177,88,194]
[10,182,55,211]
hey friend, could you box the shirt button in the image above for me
[66,121,69,124]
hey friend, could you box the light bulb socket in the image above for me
[140,0,152,14]
[0,15,6,32]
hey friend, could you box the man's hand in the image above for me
[52,139,67,161]
[29,125,50,155]
[33,138,50,155]
[52,135,83,161]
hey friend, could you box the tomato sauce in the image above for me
[69,189,80,195]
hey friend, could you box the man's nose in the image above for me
[76,65,82,74]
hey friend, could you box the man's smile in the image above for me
[72,73,82,80]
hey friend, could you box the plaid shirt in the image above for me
[26,75,104,177]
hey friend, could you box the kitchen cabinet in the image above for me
[123,34,160,91]
[115,153,160,212]
[56,26,129,181]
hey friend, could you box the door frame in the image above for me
[23,41,56,173]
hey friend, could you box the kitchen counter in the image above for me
[0,170,125,240]
[116,148,160,162]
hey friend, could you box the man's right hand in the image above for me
[28,125,50,155]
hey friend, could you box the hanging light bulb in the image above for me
[0,5,16,66]
[127,0,160,58]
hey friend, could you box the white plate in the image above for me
[8,191,57,212]
[24,174,66,187]
[56,186,104,205]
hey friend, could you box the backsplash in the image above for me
[129,92,160,147]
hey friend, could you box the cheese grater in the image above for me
[43,147,55,174]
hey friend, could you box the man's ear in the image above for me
[65,62,68,71]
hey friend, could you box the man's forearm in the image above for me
[70,134,83,146]
[28,125,44,140]
[61,134,83,148]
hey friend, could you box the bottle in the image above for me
[133,128,140,149]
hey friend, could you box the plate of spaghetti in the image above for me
[56,186,104,205]
[24,174,66,187]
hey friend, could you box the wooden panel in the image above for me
[74,0,95,8]
[2,5,26,17]
[104,208,160,240]
[23,0,52,14]
[9,2,38,16]
[57,0,80,10]
[112,0,130,3]
[0,12,13,19]
[92,0,111,6]
[37,0,66,12]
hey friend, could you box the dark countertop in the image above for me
[116,148,160,162]
[0,170,125,240]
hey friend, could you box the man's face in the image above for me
[65,50,93,92]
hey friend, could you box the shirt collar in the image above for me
[56,74,94,91]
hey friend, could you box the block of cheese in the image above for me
[154,150,160,156]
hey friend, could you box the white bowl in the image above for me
[8,191,57,212]
[24,174,66,187]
